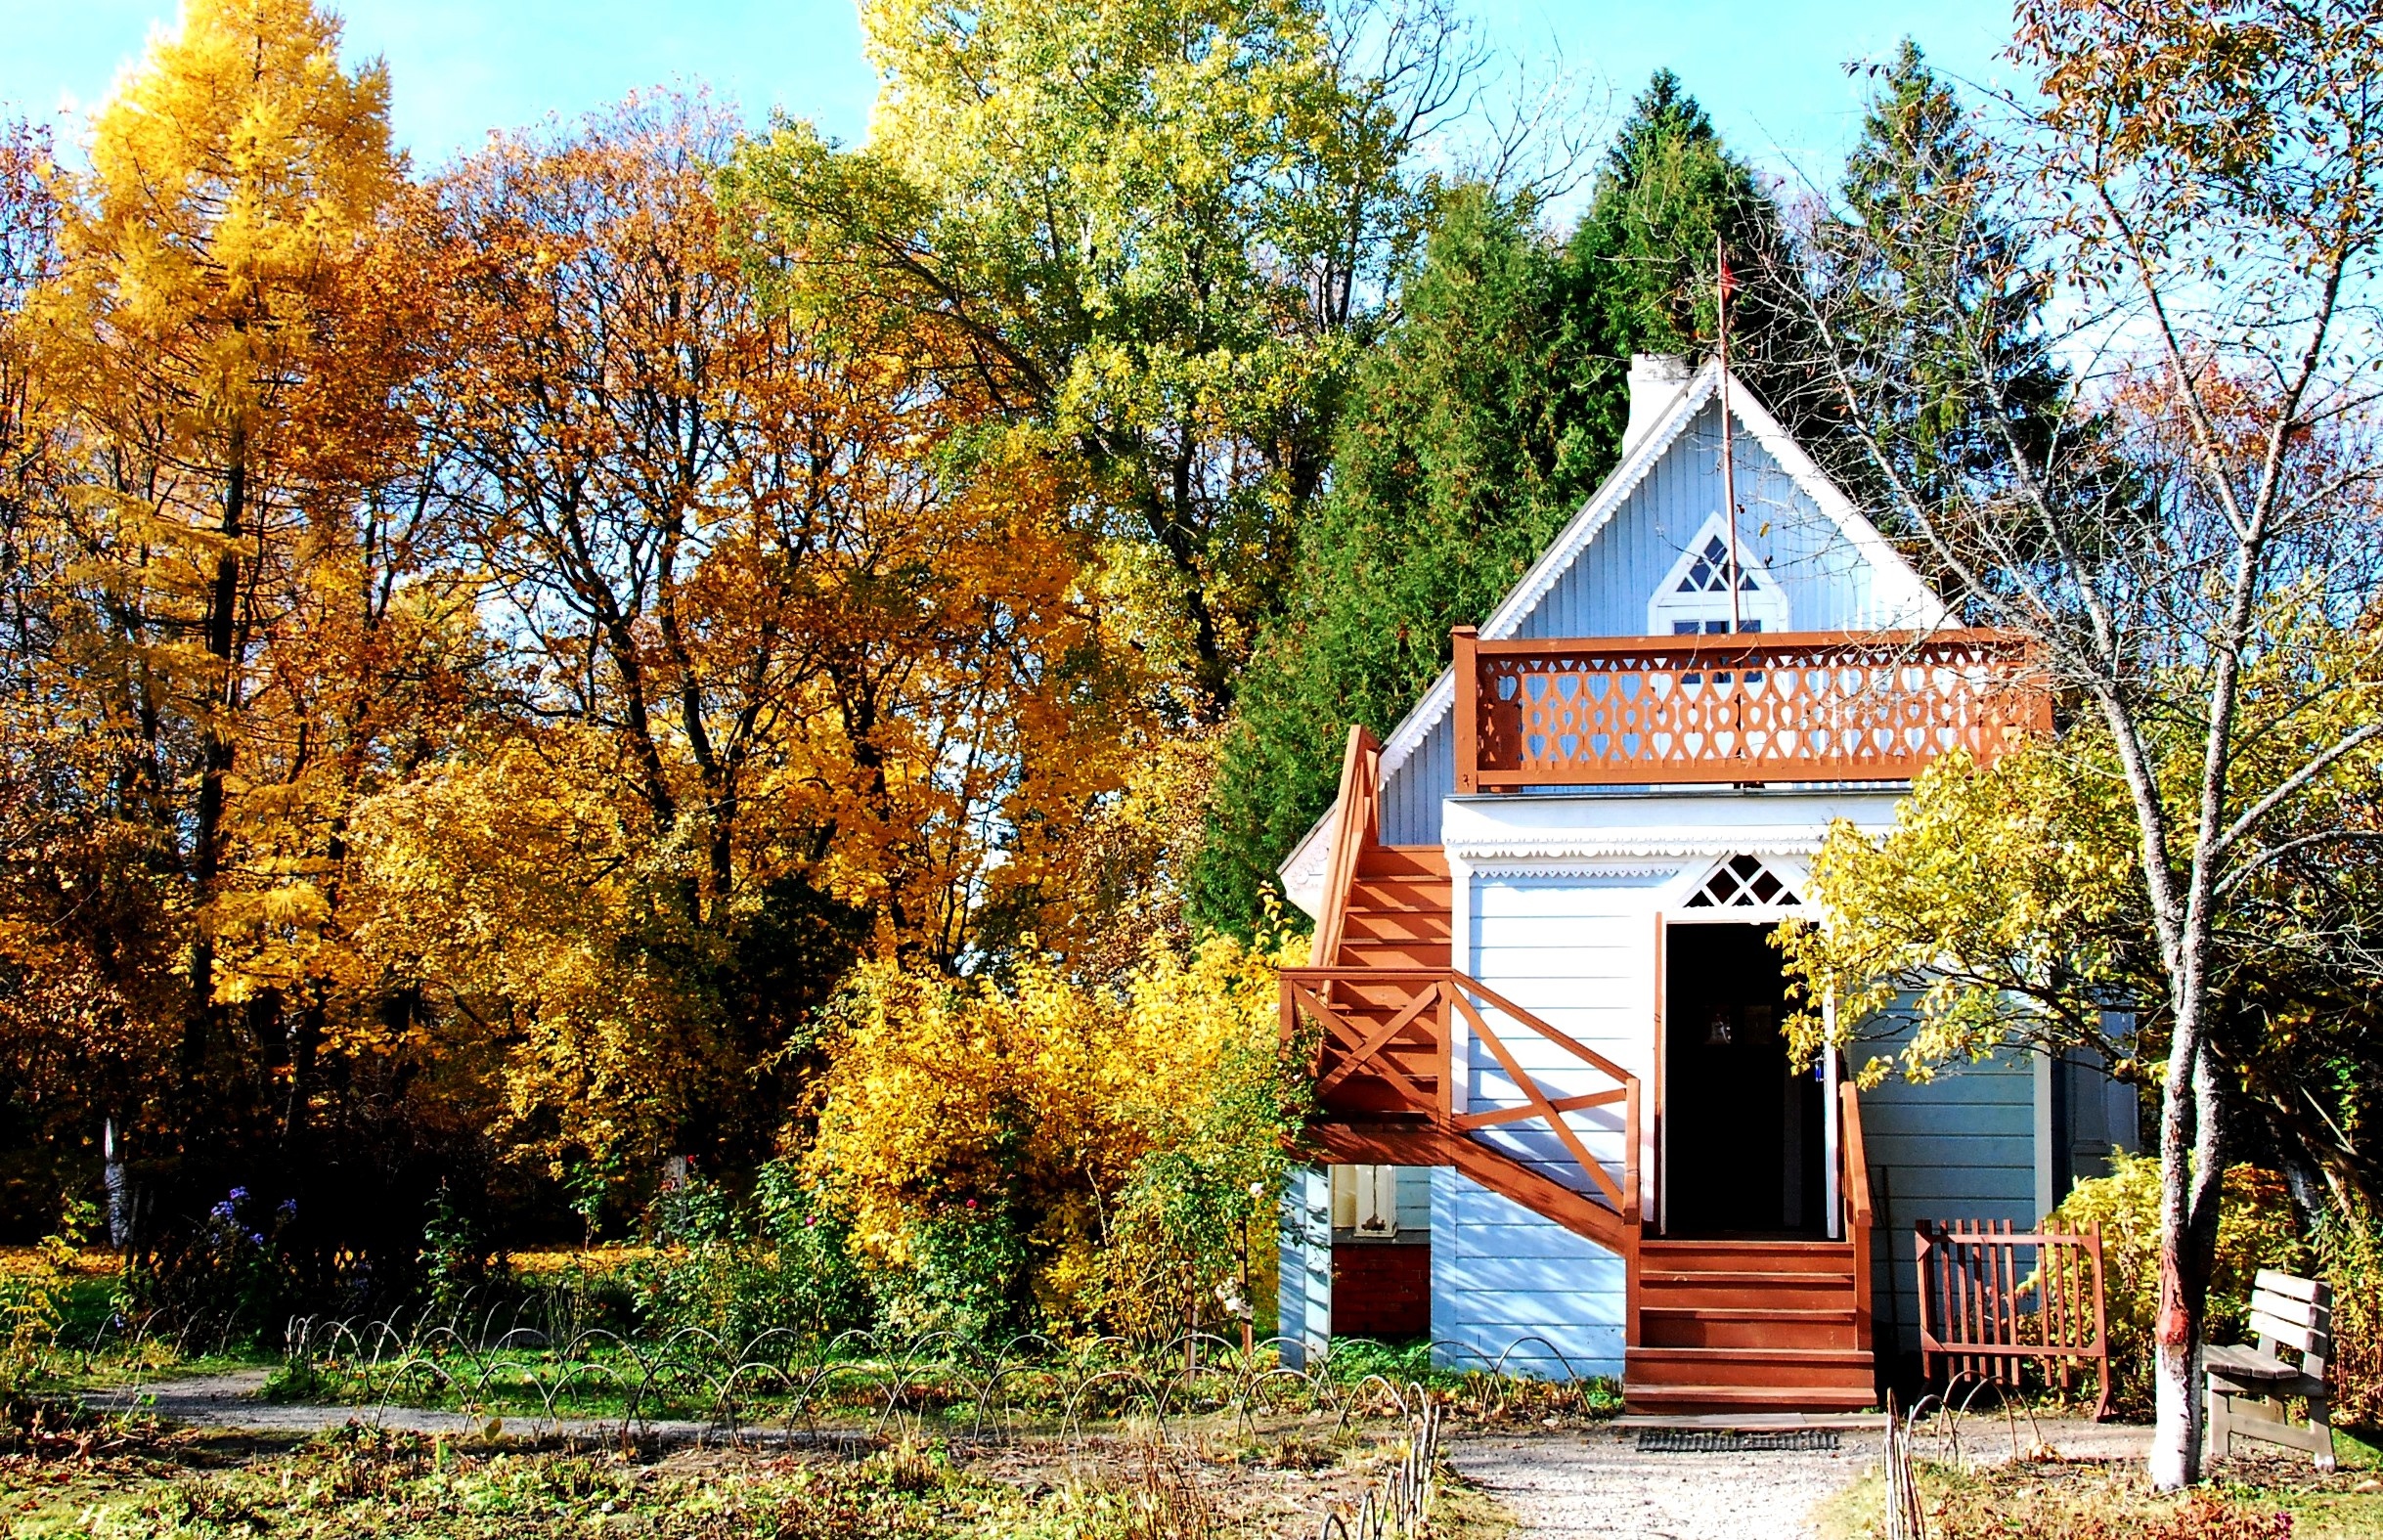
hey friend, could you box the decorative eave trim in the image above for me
[1445,833,1829,863]
[1450,858,1688,882]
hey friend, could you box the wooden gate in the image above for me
[1916,1218,2111,1419]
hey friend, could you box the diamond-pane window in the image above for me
[1649,514,1788,635]
[1686,854,1802,908]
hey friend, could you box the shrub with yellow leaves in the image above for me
[803,935,1306,1343]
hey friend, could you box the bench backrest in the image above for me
[2249,1269,2332,1370]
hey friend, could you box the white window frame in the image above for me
[1648,511,1791,636]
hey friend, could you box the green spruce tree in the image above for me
[1189,74,1796,937]
[1809,40,2069,548]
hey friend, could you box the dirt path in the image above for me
[1448,1419,2153,1540]
[78,1371,816,1446]
[89,1374,2155,1538]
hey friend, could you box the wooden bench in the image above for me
[2206,1269,2335,1471]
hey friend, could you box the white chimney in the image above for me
[1623,353,1694,457]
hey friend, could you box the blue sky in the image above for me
[3,1,2027,189]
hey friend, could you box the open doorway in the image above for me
[1663,921,1828,1235]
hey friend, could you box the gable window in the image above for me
[1686,854,1803,908]
[1648,511,1790,637]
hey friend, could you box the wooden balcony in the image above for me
[1453,627,2048,790]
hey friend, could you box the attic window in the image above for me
[1687,855,1801,909]
[1648,512,1790,636]
[1677,535,1758,596]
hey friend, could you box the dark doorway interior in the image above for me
[1664,921,1828,1236]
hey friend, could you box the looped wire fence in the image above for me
[1316,1384,1440,1540]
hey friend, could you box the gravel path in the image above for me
[1451,1430,1872,1540]
[1449,1419,2153,1540]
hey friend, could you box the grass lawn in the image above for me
[1815,1430,2383,1539]
[0,1396,1512,1539]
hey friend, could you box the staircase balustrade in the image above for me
[1839,1080,1875,1356]
[1282,966,1640,1228]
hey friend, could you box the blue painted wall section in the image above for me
[1276,1166,1331,1369]
[1430,1167,1625,1381]
[1859,1049,2039,1357]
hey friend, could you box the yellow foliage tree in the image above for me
[803,935,1299,1339]
[348,96,1154,1191]
[2,0,482,1206]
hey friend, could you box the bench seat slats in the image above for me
[2207,1342,2303,1381]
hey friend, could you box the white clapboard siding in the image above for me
[1431,1167,1625,1380]
[1422,872,1653,1383]
[1463,874,1655,1196]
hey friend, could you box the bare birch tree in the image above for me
[1776,1,2383,1487]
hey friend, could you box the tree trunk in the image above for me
[182,422,246,1099]
[2150,1279,2205,1488]
[2149,1025,2227,1488]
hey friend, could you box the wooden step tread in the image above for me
[1641,1306,1858,1322]
[1624,1386,1878,1412]
[1640,1242,1854,1259]
[1641,1270,1854,1287]
[1628,1346,1874,1367]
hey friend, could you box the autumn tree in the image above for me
[1780,0,2383,1486]
[358,94,1146,1187]
[724,0,1489,714]
[0,0,518,1271]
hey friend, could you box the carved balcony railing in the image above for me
[1453,626,2048,790]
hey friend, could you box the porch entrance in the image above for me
[1663,921,1828,1236]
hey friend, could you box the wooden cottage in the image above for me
[1273,354,2139,1413]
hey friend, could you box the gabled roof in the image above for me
[1277,359,1950,907]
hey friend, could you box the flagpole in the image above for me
[1719,233,1741,635]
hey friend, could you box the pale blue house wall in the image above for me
[1518,404,1882,638]
[1431,1168,1627,1380]
[1382,718,1452,846]
[1377,400,1909,847]
[1861,1051,2040,1358]
[1276,1168,1331,1368]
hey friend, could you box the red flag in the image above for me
[1718,247,1737,305]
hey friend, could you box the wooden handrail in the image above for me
[1284,964,1640,1226]
[1455,626,2049,789]
[1310,725,1382,968]
[1840,1079,1875,1354]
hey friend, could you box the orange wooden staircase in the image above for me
[1287,726,1877,1415]
[1628,1239,1875,1411]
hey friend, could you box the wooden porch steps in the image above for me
[1626,1239,1876,1413]
[1332,846,1451,970]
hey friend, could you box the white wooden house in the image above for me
[1273,355,2138,1411]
